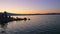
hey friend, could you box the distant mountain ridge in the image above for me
[0,12,60,16]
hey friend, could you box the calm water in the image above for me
[0,15,60,34]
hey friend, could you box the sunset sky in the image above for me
[0,0,60,14]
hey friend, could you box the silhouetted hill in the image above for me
[0,12,21,16]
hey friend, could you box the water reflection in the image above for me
[0,15,60,34]
[0,19,30,34]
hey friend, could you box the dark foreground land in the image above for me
[0,11,30,24]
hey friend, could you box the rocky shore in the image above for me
[0,11,30,24]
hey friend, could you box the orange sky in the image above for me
[0,0,60,14]
[0,8,60,14]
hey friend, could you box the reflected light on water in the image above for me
[7,15,49,31]
[0,15,60,34]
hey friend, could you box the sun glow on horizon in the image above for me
[0,0,60,14]
[0,9,60,14]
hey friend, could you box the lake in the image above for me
[0,15,60,34]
